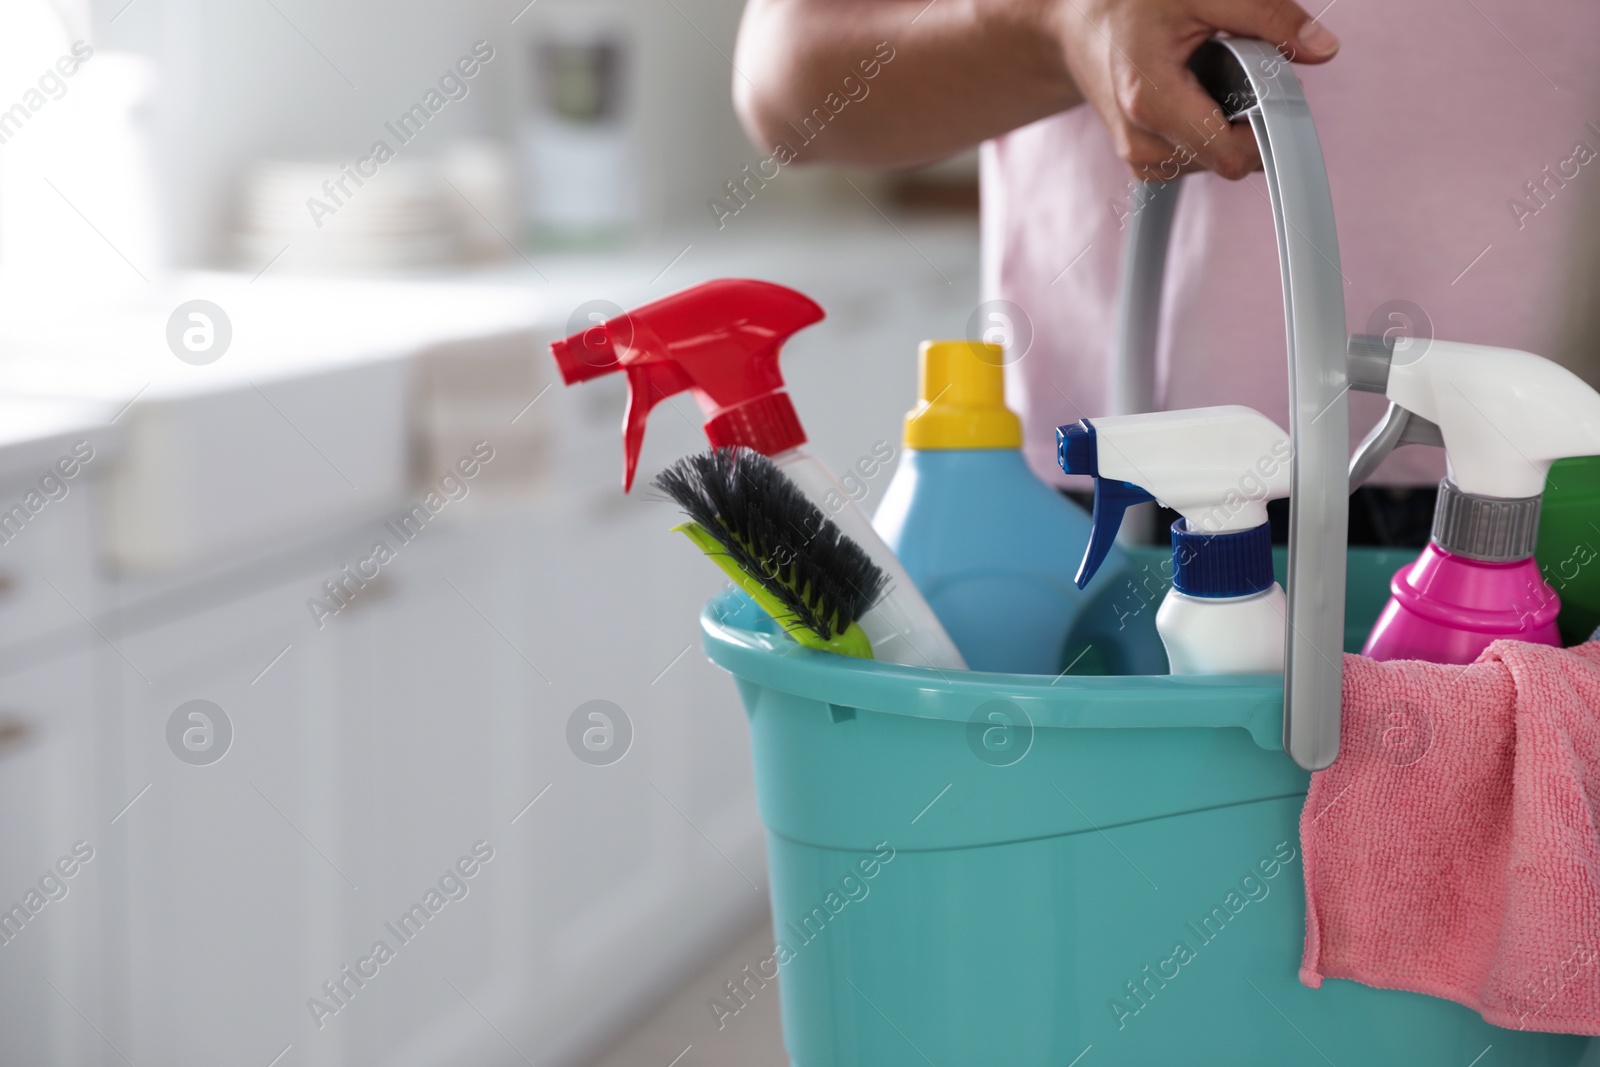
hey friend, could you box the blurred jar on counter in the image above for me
[514,11,636,247]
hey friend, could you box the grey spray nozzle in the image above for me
[1348,402,1444,490]
[1346,333,1394,394]
[1345,335,1445,491]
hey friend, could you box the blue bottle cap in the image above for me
[1171,519,1274,598]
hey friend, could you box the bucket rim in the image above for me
[699,590,1288,750]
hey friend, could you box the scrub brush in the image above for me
[652,447,889,659]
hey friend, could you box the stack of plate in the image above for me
[236,160,458,274]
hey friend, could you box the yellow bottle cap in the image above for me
[903,340,1022,450]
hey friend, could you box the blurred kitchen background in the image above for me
[0,0,983,1065]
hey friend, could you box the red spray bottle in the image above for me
[550,278,967,670]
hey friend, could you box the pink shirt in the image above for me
[984,3,1600,488]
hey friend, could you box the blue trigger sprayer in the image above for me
[1059,405,1293,674]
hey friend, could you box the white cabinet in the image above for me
[0,479,114,1066]
[0,647,112,1067]
[111,572,341,1067]
[323,516,533,1066]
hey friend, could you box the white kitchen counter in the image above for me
[0,395,121,488]
[0,272,549,572]
[0,219,977,400]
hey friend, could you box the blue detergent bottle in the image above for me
[872,340,1135,674]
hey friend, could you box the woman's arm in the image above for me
[732,0,1340,178]
[732,0,1078,169]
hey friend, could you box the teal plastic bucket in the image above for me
[700,547,1591,1066]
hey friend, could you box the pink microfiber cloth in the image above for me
[1300,641,1600,1034]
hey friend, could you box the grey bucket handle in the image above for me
[1113,38,1349,770]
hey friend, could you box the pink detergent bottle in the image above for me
[1348,336,1600,664]
[1363,482,1558,663]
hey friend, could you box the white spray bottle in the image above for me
[1058,406,1293,674]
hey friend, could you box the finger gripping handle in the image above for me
[1188,38,1258,118]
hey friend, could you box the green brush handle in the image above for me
[672,522,874,660]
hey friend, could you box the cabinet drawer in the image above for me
[0,477,99,659]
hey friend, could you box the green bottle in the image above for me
[1535,454,1600,643]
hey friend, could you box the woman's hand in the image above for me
[1046,0,1339,179]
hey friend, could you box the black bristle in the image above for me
[652,448,889,640]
